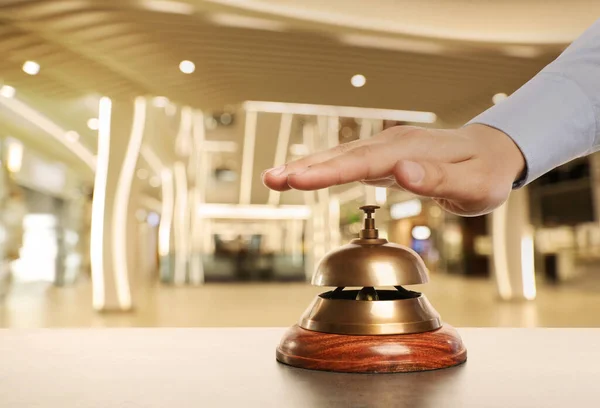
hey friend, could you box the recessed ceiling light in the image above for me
[179,60,195,74]
[136,168,149,180]
[87,118,99,130]
[152,96,169,108]
[351,74,366,88]
[0,85,16,98]
[65,131,80,142]
[22,61,40,75]
[493,93,508,104]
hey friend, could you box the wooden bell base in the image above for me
[276,324,467,374]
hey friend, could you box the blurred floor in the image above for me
[1,273,600,328]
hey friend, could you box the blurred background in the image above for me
[1,0,600,328]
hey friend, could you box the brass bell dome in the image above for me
[312,205,429,287]
[298,205,442,336]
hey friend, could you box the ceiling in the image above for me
[0,0,597,203]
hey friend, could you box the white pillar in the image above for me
[490,187,536,300]
[90,97,146,311]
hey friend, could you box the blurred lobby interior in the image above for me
[1,0,600,329]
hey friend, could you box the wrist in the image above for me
[462,124,526,186]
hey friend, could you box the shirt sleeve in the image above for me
[467,18,600,188]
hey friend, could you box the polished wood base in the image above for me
[276,324,466,373]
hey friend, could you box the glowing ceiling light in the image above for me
[179,60,195,74]
[0,85,16,98]
[412,226,432,240]
[87,118,99,130]
[152,96,169,107]
[351,74,366,88]
[493,93,508,104]
[22,61,40,75]
[64,131,80,142]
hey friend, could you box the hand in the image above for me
[262,124,525,216]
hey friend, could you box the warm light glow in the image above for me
[175,106,193,156]
[502,45,543,58]
[0,95,96,169]
[375,187,387,205]
[173,161,189,284]
[141,0,194,14]
[198,204,311,220]
[208,13,287,31]
[111,97,146,310]
[340,34,446,54]
[492,203,513,300]
[6,138,23,173]
[0,85,16,98]
[371,301,397,319]
[64,131,80,142]
[90,97,111,310]
[521,231,536,300]
[390,199,422,219]
[493,93,508,104]
[158,169,174,257]
[152,96,169,108]
[351,74,366,88]
[22,60,40,75]
[179,60,195,74]
[412,225,431,240]
[243,101,436,123]
[87,118,99,130]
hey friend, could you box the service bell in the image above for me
[276,205,467,373]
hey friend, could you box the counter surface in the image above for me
[1,328,599,407]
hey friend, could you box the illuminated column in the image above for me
[91,96,147,311]
[490,187,536,301]
[302,121,319,279]
[188,110,207,285]
[173,161,189,285]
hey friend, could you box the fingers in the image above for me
[286,142,398,190]
[262,138,368,191]
[393,159,491,203]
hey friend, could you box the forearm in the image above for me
[468,18,600,187]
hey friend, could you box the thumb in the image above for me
[393,159,488,203]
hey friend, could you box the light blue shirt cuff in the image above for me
[467,72,597,188]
